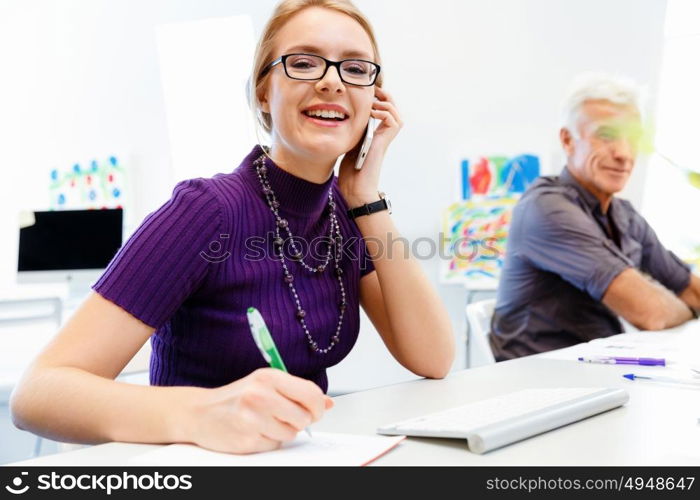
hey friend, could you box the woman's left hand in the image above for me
[338,86,403,208]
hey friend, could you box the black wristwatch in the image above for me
[347,192,392,219]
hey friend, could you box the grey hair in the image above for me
[560,72,646,138]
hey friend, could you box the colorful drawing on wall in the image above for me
[49,156,127,210]
[440,197,518,288]
[445,154,540,287]
[461,154,540,199]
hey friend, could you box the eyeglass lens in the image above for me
[284,54,377,86]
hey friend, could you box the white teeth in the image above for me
[305,109,346,120]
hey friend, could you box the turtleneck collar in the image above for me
[238,145,335,218]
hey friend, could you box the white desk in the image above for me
[9,333,700,466]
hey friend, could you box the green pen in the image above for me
[246,306,312,438]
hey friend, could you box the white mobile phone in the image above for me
[354,118,376,170]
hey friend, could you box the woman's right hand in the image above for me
[182,368,334,454]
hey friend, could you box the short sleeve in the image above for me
[92,179,222,328]
[633,212,691,294]
[517,193,632,301]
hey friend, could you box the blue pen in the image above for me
[623,373,700,387]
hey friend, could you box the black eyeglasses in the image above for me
[261,53,380,87]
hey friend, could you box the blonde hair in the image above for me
[249,0,383,135]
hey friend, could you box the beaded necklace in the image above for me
[253,152,346,354]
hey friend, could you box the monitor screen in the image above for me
[18,209,123,271]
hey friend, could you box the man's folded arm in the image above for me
[521,194,694,331]
[602,268,693,331]
[678,274,700,312]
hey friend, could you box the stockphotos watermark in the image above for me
[3,470,192,496]
[198,232,501,264]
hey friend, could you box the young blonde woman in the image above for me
[11,0,454,454]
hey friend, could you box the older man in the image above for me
[489,74,700,360]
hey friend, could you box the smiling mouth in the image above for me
[302,110,348,122]
[602,167,629,174]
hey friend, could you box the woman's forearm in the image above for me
[355,211,455,376]
[10,365,202,445]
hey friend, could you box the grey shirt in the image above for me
[489,167,691,360]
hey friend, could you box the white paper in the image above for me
[128,432,405,467]
[539,325,700,366]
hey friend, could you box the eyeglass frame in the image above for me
[260,53,381,87]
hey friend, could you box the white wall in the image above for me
[641,0,700,265]
[0,0,668,394]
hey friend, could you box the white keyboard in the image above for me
[377,387,629,454]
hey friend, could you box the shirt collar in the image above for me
[559,167,615,213]
[559,166,630,234]
[559,166,605,214]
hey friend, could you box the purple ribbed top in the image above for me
[93,145,374,393]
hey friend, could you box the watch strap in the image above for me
[347,198,389,219]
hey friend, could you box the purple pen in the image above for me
[578,356,666,366]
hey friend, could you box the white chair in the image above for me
[0,288,151,458]
[465,298,497,367]
[0,295,64,461]
[0,296,63,400]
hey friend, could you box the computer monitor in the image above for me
[17,209,123,289]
